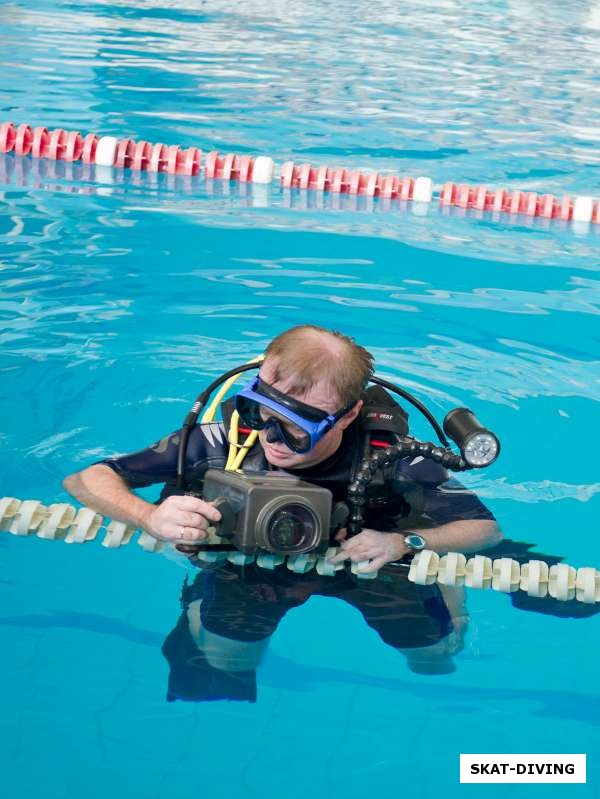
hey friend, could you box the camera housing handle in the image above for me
[210,496,236,538]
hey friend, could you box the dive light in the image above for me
[443,407,500,467]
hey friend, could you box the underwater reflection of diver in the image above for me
[162,537,598,704]
[162,558,458,703]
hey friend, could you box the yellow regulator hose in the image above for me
[200,355,262,472]
[1,495,599,599]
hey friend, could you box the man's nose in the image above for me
[265,420,284,444]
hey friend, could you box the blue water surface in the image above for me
[0,1,599,797]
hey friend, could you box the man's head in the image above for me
[237,325,374,469]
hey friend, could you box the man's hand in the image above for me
[327,529,409,574]
[143,494,221,543]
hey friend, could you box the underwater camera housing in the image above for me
[200,469,333,555]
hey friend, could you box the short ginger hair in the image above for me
[264,325,373,406]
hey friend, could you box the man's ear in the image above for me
[338,399,363,430]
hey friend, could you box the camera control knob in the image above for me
[211,496,236,538]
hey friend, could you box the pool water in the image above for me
[1,1,599,797]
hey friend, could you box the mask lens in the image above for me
[279,421,311,452]
[259,406,309,449]
[265,416,311,453]
[237,397,312,452]
[235,395,265,429]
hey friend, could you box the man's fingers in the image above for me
[339,533,372,552]
[357,555,387,574]
[347,550,373,562]
[174,495,207,511]
[175,495,221,521]
[340,541,374,560]
[327,548,370,564]
[177,510,210,529]
[339,541,361,555]
[177,525,207,542]
[326,550,384,569]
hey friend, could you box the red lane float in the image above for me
[31,126,49,158]
[0,122,16,153]
[15,124,33,156]
[204,151,254,182]
[0,120,597,224]
[81,133,98,164]
[115,138,135,169]
[439,181,588,222]
[64,131,84,162]
[279,162,430,201]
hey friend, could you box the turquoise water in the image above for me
[1,1,599,797]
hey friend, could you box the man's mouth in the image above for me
[264,442,291,458]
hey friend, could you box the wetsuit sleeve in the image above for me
[392,455,496,525]
[93,423,229,489]
[93,430,183,488]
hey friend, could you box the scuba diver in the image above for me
[63,325,503,698]
[63,324,501,560]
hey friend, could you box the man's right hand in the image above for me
[144,494,222,543]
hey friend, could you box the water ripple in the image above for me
[1,0,599,198]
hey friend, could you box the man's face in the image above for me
[255,359,361,470]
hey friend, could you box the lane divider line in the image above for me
[0,121,597,225]
[1,495,599,599]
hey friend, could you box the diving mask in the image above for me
[235,376,355,453]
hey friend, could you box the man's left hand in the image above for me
[327,529,409,573]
